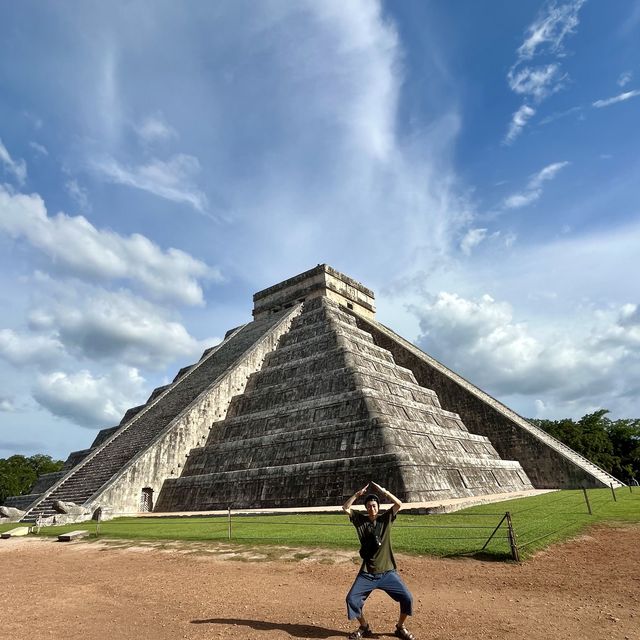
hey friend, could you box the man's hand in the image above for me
[369,481,403,514]
[342,483,371,516]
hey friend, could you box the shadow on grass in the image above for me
[191,617,346,638]
[443,550,514,563]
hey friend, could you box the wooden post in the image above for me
[95,509,101,538]
[582,488,592,515]
[505,512,520,562]
[610,483,617,502]
[227,505,232,540]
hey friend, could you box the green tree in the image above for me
[0,454,64,504]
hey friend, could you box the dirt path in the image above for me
[2,525,638,640]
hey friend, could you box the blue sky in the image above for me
[1,1,639,460]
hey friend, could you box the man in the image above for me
[342,481,415,640]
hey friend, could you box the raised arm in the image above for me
[342,483,370,516]
[370,481,403,514]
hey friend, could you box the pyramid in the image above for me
[11,265,623,521]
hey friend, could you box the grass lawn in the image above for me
[2,487,638,560]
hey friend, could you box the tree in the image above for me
[530,410,640,483]
[0,454,64,504]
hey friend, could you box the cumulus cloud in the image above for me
[592,89,640,108]
[411,291,636,408]
[0,329,64,368]
[0,186,218,305]
[91,153,209,214]
[504,104,536,145]
[503,161,569,209]
[33,365,148,428]
[29,289,217,368]
[0,138,27,185]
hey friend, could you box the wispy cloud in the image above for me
[65,179,91,211]
[29,141,48,157]
[592,89,640,108]
[460,228,488,255]
[0,138,27,185]
[92,153,210,215]
[0,186,218,305]
[135,113,177,144]
[503,161,570,209]
[504,104,536,145]
[507,63,565,101]
[517,0,586,60]
[505,0,586,142]
[617,71,633,87]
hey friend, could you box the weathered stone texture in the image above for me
[353,315,621,489]
[156,297,532,510]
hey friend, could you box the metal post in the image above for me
[481,513,507,551]
[582,488,592,515]
[227,505,232,540]
[96,509,101,538]
[610,483,617,502]
[505,512,520,562]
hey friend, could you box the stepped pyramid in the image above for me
[12,265,623,521]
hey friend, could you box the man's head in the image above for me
[364,493,379,517]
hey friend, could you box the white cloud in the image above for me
[0,186,218,305]
[505,1,585,141]
[507,64,565,101]
[65,179,91,211]
[460,228,488,255]
[0,329,64,368]
[504,104,536,144]
[0,138,27,185]
[503,161,569,209]
[33,365,148,428]
[91,153,209,214]
[617,71,633,87]
[517,0,586,60]
[0,396,17,412]
[592,89,640,108]
[29,141,48,157]
[411,291,635,407]
[29,289,217,368]
[135,113,177,144]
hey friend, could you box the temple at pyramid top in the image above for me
[253,263,376,320]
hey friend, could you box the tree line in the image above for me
[1,410,638,504]
[0,454,64,504]
[530,410,640,484]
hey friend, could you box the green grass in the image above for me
[2,487,638,560]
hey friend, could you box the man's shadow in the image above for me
[191,617,387,638]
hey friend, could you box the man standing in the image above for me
[343,481,415,640]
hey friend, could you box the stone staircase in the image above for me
[155,298,533,510]
[20,312,289,522]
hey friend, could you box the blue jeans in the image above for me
[346,570,413,620]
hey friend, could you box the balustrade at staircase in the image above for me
[155,298,532,511]
[20,312,290,522]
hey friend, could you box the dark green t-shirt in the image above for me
[350,509,397,574]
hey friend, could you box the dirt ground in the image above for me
[2,525,639,640]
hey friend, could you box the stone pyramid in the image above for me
[11,265,623,522]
